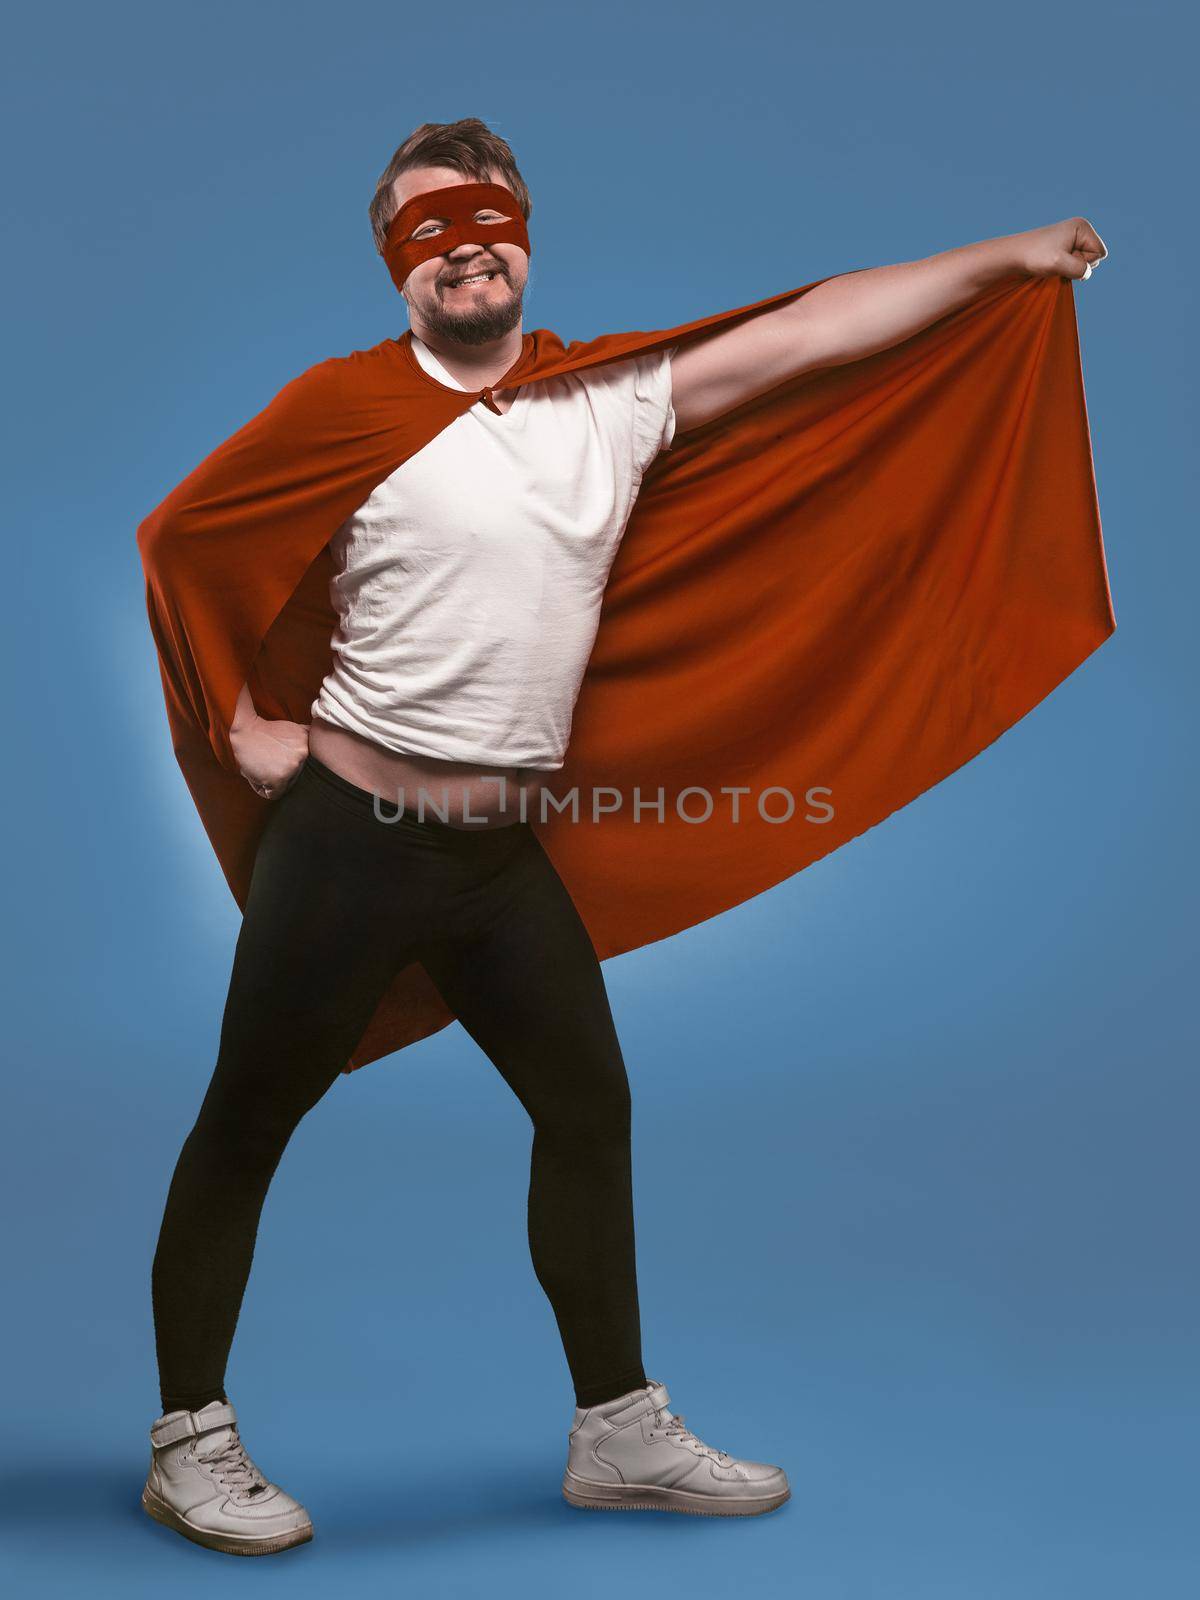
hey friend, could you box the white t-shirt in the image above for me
[310,332,677,770]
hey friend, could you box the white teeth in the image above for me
[449,272,494,287]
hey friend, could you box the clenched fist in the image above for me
[230,714,310,801]
[1016,217,1108,282]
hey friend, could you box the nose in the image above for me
[440,242,504,282]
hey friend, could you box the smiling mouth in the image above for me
[444,270,501,290]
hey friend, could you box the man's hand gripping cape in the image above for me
[136,274,1115,1073]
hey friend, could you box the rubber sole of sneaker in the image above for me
[562,1467,790,1517]
[141,1483,313,1556]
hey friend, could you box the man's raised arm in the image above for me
[670,216,1108,434]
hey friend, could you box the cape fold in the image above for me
[136,272,1114,1073]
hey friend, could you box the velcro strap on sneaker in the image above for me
[150,1402,237,1449]
[604,1380,670,1424]
[644,1380,671,1413]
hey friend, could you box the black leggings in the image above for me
[151,753,648,1412]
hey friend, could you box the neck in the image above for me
[411,324,526,390]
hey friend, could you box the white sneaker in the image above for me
[563,1378,790,1517]
[141,1398,313,1556]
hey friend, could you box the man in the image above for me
[139,118,1106,1557]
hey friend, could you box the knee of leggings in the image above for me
[188,1100,304,1173]
[532,1075,633,1146]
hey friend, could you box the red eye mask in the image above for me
[383,181,532,293]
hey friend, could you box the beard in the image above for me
[415,271,524,347]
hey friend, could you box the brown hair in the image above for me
[367,117,532,256]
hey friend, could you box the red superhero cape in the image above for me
[135,272,1115,1073]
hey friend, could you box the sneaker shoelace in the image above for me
[652,1404,733,1464]
[195,1429,269,1495]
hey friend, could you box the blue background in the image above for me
[3,1,1195,1595]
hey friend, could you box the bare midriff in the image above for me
[308,714,550,830]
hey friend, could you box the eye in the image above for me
[410,209,507,240]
